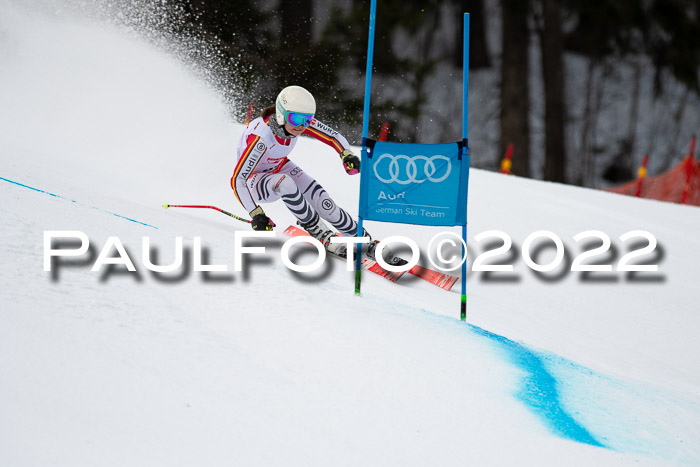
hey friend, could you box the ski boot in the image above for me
[363,230,409,267]
[298,213,347,257]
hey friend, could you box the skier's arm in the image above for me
[304,119,360,174]
[231,134,266,214]
[304,119,352,154]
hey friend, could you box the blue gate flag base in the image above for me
[359,139,469,227]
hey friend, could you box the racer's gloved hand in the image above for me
[340,149,360,175]
[250,206,275,231]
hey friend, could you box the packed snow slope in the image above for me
[1,2,700,466]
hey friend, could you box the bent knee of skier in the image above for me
[271,175,299,196]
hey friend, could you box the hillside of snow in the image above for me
[1,2,700,466]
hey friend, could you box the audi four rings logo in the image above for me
[373,154,452,184]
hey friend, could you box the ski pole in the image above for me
[163,203,251,224]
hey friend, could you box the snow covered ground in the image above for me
[1,2,700,465]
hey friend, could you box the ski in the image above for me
[283,226,405,282]
[407,264,459,291]
[368,249,458,291]
[283,226,459,290]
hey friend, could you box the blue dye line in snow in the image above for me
[1,176,158,229]
[468,324,605,448]
[410,305,607,448]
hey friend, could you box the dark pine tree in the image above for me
[500,0,531,177]
[539,0,567,183]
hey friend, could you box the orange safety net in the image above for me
[606,156,700,206]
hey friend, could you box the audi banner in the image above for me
[358,140,469,227]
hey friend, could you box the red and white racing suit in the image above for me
[231,115,358,235]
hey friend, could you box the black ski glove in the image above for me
[250,206,275,231]
[340,149,360,175]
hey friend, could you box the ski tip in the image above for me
[163,203,169,209]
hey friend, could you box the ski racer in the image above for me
[231,85,363,256]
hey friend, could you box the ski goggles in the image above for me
[278,103,314,127]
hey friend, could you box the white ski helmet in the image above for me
[276,85,316,126]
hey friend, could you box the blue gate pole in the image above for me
[461,13,470,321]
[355,0,378,295]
